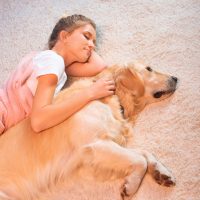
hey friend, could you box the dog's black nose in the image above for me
[171,76,178,83]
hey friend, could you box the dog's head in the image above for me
[111,62,178,121]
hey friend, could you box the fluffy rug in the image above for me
[0,0,199,199]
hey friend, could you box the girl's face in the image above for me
[65,24,96,63]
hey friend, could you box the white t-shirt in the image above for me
[27,50,67,96]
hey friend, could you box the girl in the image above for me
[0,14,115,134]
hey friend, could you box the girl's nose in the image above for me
[88,40,95,50]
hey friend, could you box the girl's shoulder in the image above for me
[34,50,63,62]
[33,50,66,81]
[33,50,65,69]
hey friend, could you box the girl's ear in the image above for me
[59,30,68,42]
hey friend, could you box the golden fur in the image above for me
[0,62,177,200]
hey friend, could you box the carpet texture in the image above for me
[0,0,200,200]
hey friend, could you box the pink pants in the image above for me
[0,52,37,134]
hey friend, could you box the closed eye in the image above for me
[146,66,153,72]
[83,31,96,45]
[84,34,90,40]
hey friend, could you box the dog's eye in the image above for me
[146,66,153,72]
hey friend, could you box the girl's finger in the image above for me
[108,85,115,91]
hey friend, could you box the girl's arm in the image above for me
[65,51,107,77]
[30,74,115,133]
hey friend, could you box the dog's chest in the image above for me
[69,101,126,146]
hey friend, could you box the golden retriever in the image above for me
[0,62,178,200]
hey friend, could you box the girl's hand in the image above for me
[87,78,115,100]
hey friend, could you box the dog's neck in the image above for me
[98,67,131,121]
[97,65,146,122]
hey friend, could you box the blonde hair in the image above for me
[48,14,96,49]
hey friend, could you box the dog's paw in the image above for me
[153,162,176,187]
[120,177,140,200]
[120,181,133,200]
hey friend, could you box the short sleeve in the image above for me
[33,50,65,80]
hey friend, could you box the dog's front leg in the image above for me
[134,150,176,187]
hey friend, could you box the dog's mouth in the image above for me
[153,77,178,99]
[153,89,176,98]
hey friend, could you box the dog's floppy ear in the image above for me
[115,67,145,121]
[116,67,145,97]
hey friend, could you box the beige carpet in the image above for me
[0,0,200,200]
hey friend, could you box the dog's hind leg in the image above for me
[79,140,147,200]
